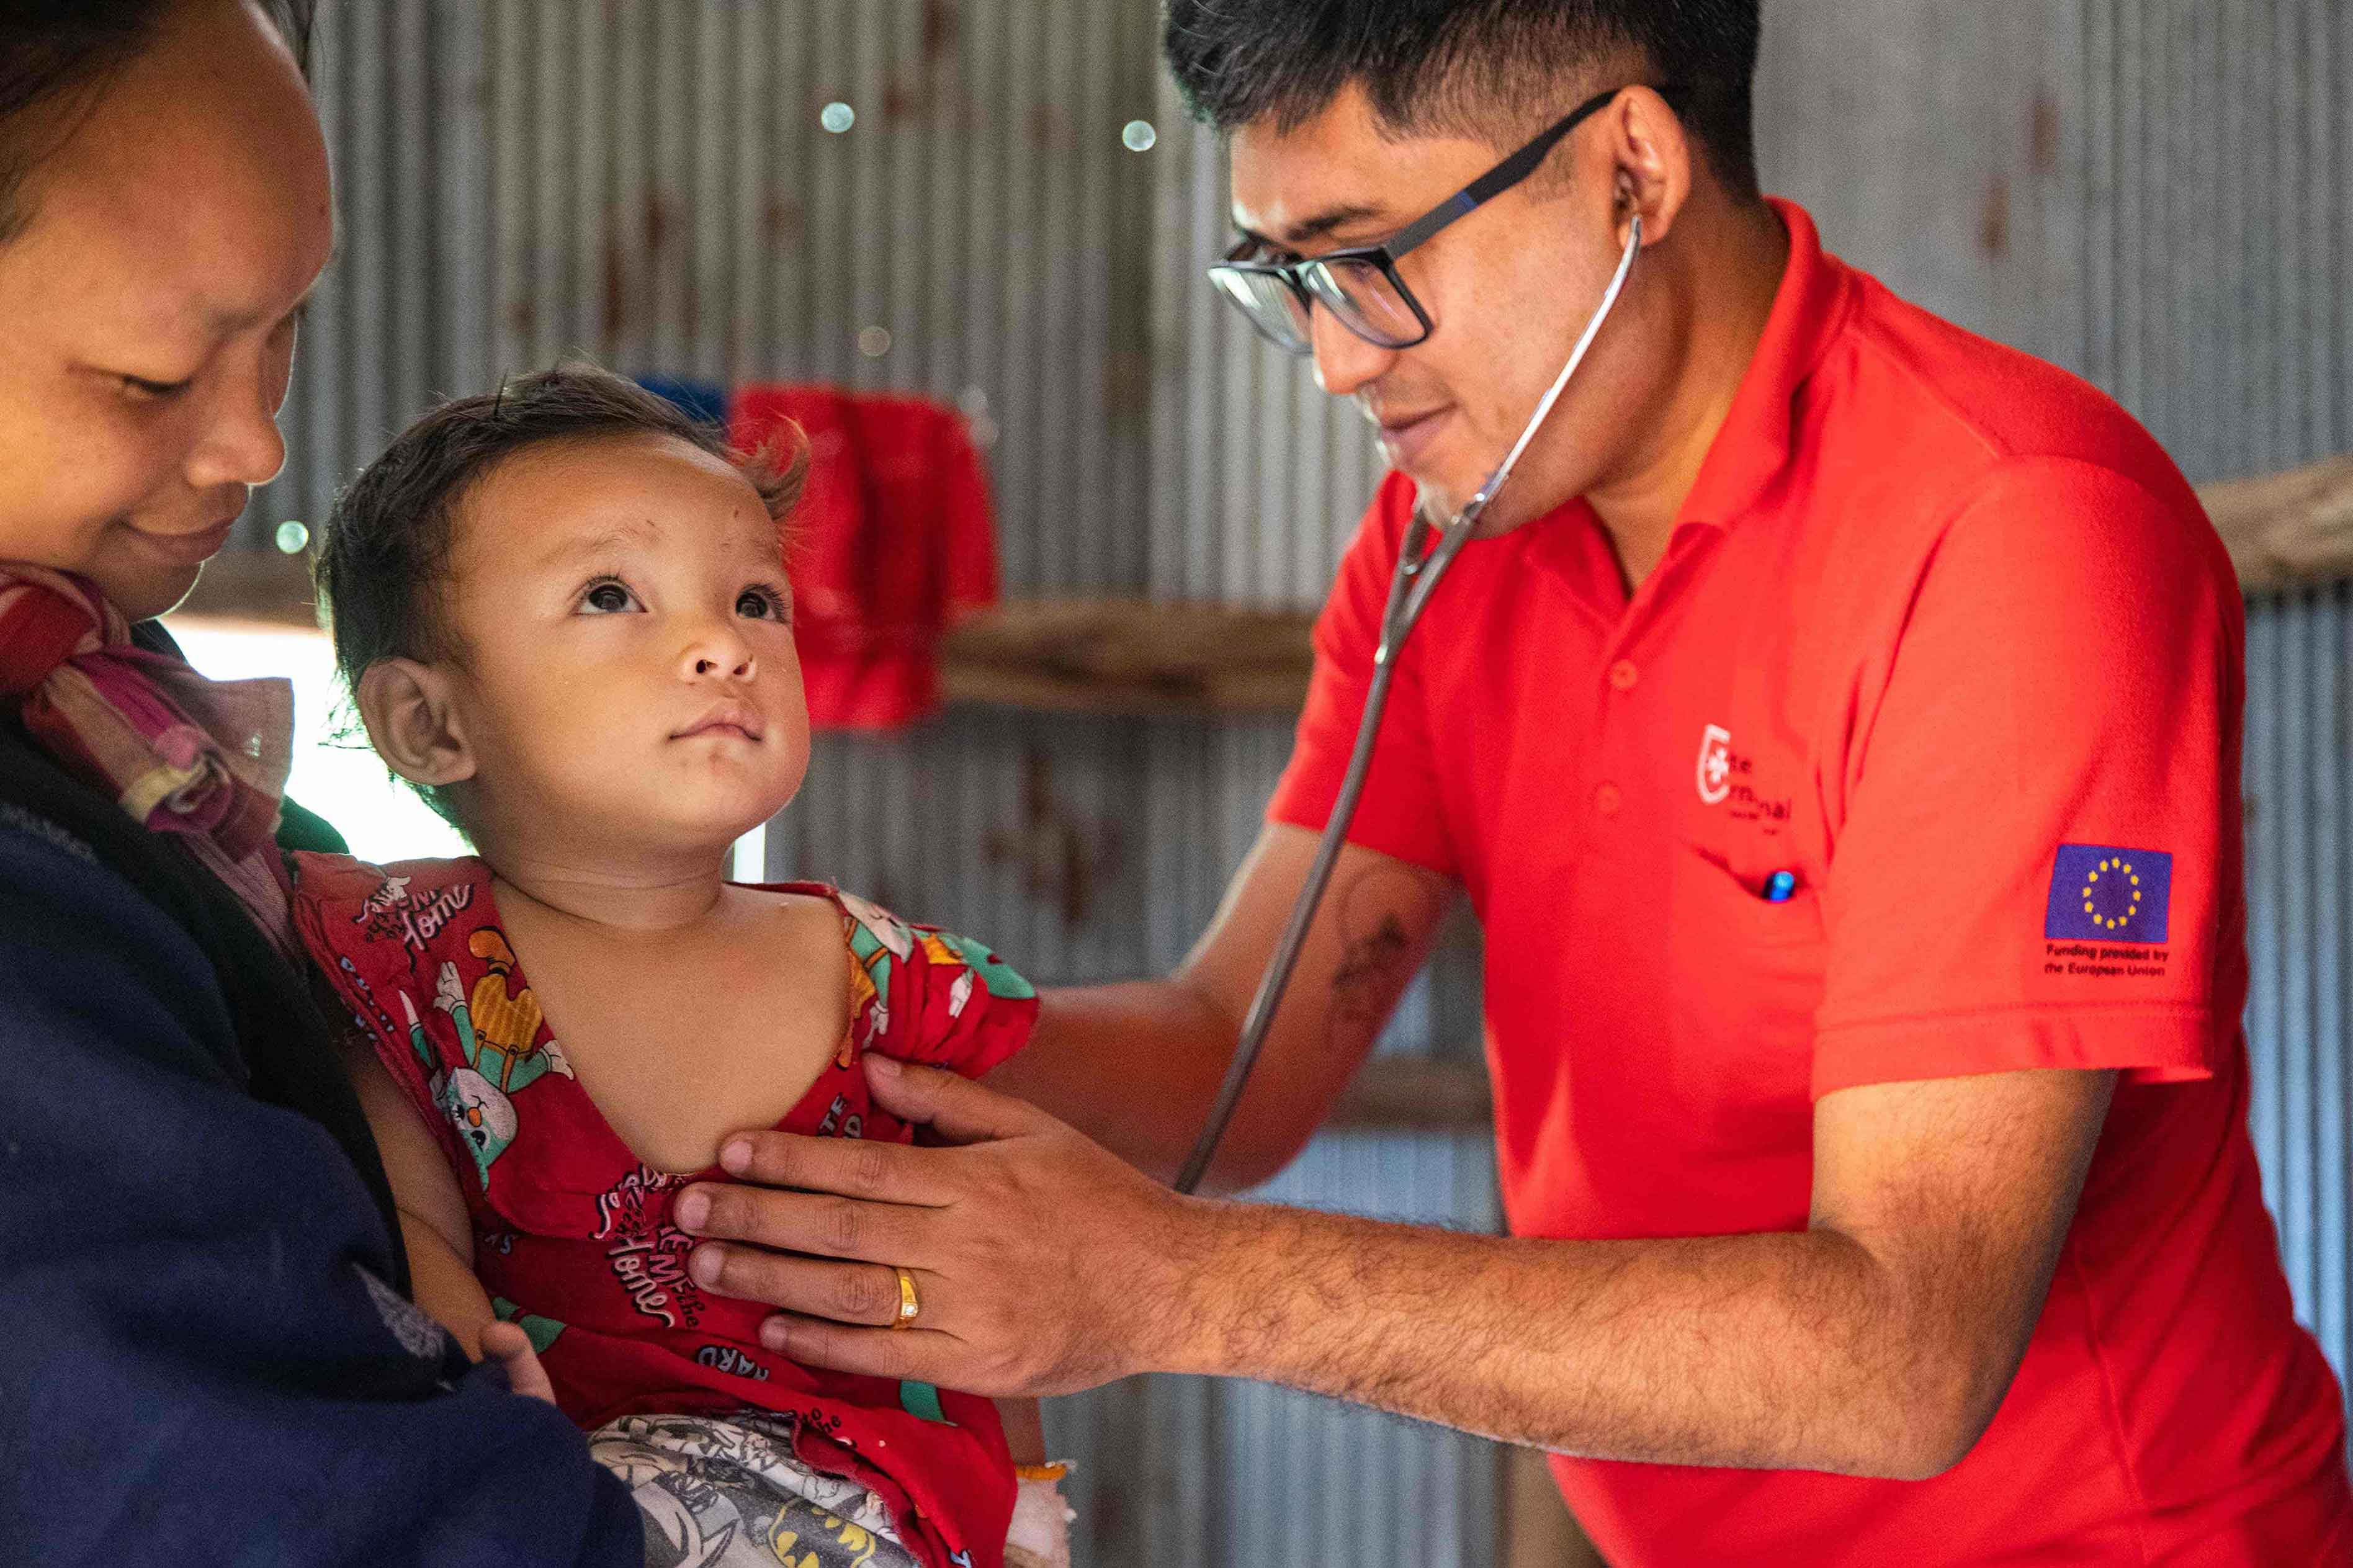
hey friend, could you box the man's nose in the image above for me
[1306,303,1399,399]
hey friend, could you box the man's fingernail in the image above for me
[760,1319,792,1352]
[866,1053,902,1077]
[676,1189,711,1230]
[719,1139,753,1175]
[689,1242,725,1288]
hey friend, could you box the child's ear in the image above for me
[356,658,478,789]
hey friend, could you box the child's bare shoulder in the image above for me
[720,880,853,964]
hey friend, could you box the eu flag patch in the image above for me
[2045,845,2172,943]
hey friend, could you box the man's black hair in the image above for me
[1163,0,1762,200]
[315,364,806,827]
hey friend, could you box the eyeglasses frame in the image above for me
[1207,83,1675,357]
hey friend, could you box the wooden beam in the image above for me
[2198,452,2353,596]
[171,450,2353,666]
[933,455,2353,716]
[941,598,1316,717]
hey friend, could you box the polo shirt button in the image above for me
[1608,660,1639,692]
[1594,782,1623,817]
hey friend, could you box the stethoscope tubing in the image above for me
[1173,216,1644,1196]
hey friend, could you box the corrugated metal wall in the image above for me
[260,0,1160,597]
[228,4,2352,1563]
[2246,587,2352,1379]
[1142,78,1388,609]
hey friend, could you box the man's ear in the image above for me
[1607,84,1695,248]
[356,657,478,789]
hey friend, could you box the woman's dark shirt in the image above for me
[0,665,643,1564]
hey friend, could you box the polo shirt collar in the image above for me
[1674,197,1854,532]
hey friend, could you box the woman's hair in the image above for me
[314,364,805,823]
[0,0,316,243]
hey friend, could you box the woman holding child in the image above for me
[0,4,1067,1564]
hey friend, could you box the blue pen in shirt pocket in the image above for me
[1761,869,1800,903]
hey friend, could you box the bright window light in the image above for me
[164,619,469,865]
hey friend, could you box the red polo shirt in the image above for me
[1269,201,2352,1565]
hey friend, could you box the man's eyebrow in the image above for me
[538,516,663,570]
[1238,201,1391,252]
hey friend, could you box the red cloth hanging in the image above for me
[730,385,1000,731]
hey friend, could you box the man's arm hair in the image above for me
[1155,1065,2115,1478]
[0,827,643,1566]
[990,825,1454,1189]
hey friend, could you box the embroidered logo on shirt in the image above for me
[1696,724,1734,804]
[2045,845,2172,944]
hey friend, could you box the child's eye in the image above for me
[579,579,643,615]
[735,586,787,622]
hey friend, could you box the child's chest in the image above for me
[509,903,861,1177]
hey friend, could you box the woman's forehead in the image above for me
[1,0,332,338]
[14,163,329,346]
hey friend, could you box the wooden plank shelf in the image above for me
[940,598,1316,717]
[166,452,2353,660]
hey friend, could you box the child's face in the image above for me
[436,431,809,858]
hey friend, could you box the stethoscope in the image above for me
[1175,215,1645,1194]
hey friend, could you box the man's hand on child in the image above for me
[479,1320,558,1404]
[671,1055,1214,1399]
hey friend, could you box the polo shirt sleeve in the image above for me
[1265,475,1459,877]
[1811,456,2241,1098]
[897,920,1041,1080]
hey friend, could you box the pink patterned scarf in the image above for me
[0,566,297,949]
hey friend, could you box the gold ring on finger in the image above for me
[890,1265,921,1330]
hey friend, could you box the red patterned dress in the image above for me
[289,853,1038,1568]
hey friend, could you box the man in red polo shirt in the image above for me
[676,2,2353,1561]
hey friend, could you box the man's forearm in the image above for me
[1154,1199,1989,1481]
[989,831,1454,1191]
[987,980,1240,1185]
[996,979,1365,1192]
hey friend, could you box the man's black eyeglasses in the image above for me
[1207,85,1667,357]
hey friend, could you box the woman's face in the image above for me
[0,1,332,621]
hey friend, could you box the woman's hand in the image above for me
[478,1320,557,1404]
[673,1055,1214,1399]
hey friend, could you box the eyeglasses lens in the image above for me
[1301,259,1424,349]
[1211,267,1314,353]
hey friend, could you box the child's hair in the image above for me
[315,362,805,824]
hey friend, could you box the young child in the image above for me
[294,367,1069,1568]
